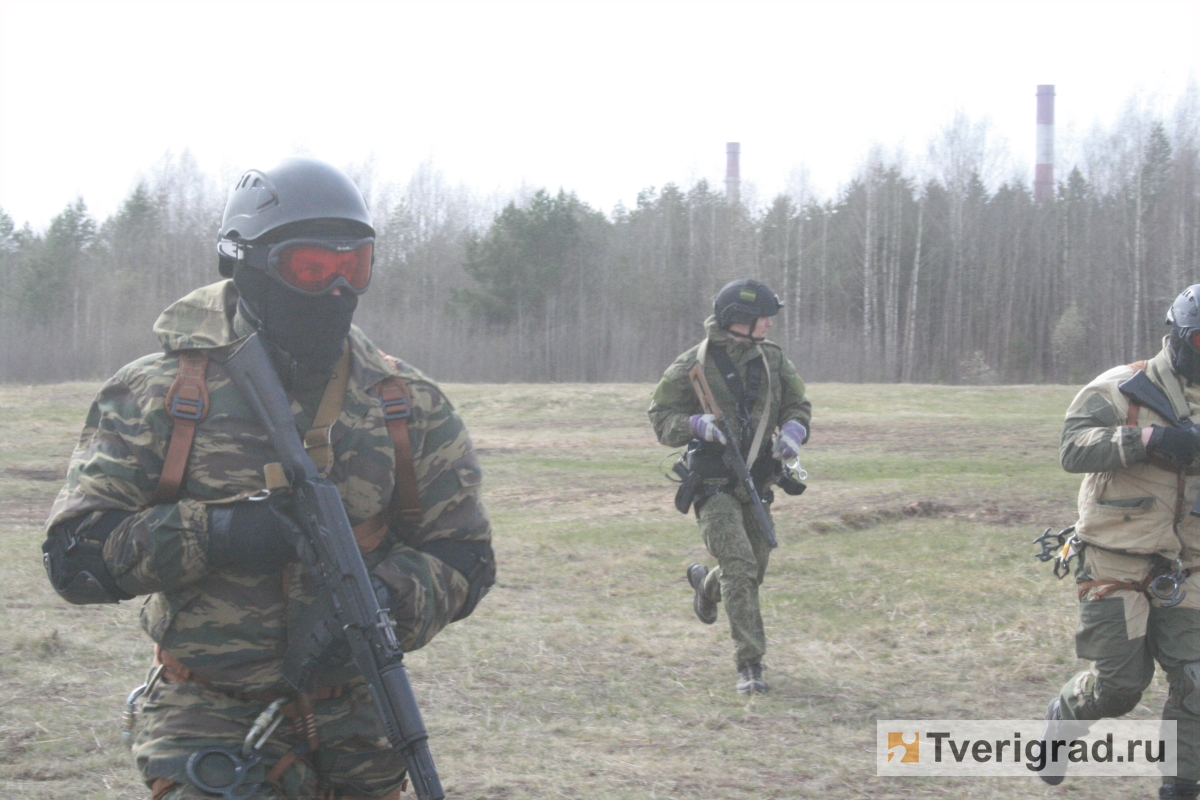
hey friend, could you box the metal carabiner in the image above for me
[121,664,164,749]
[1033,526,1078,579]
[241,697,286,758]
[185,747,262,800]
[1150,566,1188,609]
[784,455,808,482]
[1053,535,1081,579]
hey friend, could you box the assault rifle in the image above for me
[223,333,443,800]
[1118,369,1200,518]
[687,361,777,548]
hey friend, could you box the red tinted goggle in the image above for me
[1188,329,1200,352]
[228,237,374,295]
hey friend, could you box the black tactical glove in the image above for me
[1147,425,1200,467]
[208,495,302,574]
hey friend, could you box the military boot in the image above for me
[1161,779,1200,799]
[1039,697,1065,786]
[686,564,717,624]
[737,663,767,695]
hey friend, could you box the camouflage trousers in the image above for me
[1057,544,1200,780]
[132,675,405,799]
[697,491,772,668]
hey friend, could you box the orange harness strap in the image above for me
[152,352,210,505]
[378,357,422,529]
[346,359,423,553]
[1078,567,1196,602]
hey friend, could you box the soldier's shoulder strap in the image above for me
[345,354,423,554]
[151,351,210,505]
[377,354,423,530]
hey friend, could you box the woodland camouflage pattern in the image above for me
[46,280,492,695]
[648,316,810,669]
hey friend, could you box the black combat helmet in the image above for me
[217,158,375,374]
[1167,284,1200,383]
[217,157,374,277]
[714,278,783,330]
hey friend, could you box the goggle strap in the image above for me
[241,245,270,271]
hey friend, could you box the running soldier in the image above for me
[648,279,811,695]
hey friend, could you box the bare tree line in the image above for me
[2,91,1198,385]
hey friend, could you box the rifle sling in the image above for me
[302,342,352,475]
[701,341,772,467]
[379,356,424,529]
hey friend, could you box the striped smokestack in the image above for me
[1035,85,1055,202]
[726,142,740,204]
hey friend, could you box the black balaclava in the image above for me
[1170,326,1200,385]
[233,260,357,377]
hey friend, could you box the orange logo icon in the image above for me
[887,732,920,763]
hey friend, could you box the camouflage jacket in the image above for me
[648,316,812,461]
[45,281,491,692]
[1062,338,1200,558]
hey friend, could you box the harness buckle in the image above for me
[303,427,333,451]
[170,393,205,421]
[381,396,410,421]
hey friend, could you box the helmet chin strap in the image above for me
[725,319,768,343]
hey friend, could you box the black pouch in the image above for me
[677,440,733,515]
[673,459,701,514]
[777,472,807,496]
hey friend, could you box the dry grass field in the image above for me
[0,379,1173,798]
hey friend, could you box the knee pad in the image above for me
[1073,669,1144,717]
[1170,662,1200,715]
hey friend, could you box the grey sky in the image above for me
[2,1,1197,228]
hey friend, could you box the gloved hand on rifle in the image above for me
[772,420,808,460]
[690,413,727,444]
[1145,425,1200,467]
[208,494,303,574]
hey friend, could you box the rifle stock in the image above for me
[222,333,444,800]
[687,362,777,548]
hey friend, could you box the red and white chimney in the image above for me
[1035,85,1055,202]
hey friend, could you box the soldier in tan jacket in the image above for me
[1048,286,1200,798]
